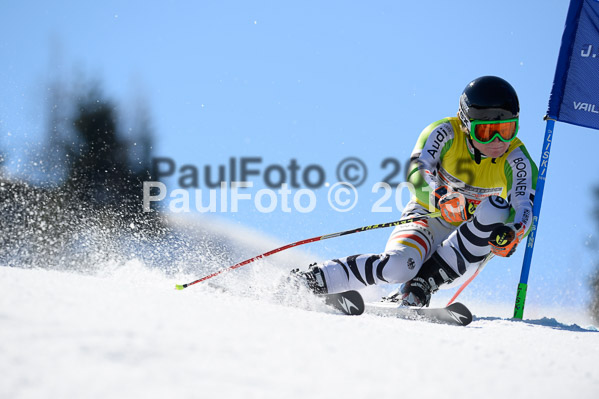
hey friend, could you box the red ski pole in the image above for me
[175,211,442,290]
[446,253,493,306]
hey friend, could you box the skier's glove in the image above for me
[488,223,525,257]
[434,186,474,223]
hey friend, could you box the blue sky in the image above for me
[1,1,597,311]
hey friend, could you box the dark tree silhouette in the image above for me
[57,85,156,219]
[68,91,124,202]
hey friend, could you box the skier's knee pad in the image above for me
[379,247,424,284]
[473,195,510,225]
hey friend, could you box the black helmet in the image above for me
[459,76,519,123]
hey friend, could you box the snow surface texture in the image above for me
[1,217,598,399]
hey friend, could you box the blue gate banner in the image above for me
[548,0,599,130]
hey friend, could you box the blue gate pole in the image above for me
[513,118,556,319]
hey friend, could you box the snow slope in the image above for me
[1,262,598,399]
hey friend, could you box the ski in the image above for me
[323,290,365,315]
[318,289,471,326]
[365,301,473,326]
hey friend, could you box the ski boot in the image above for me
[382,277,432,307]
[289,264,365,315]
[289,264,328,295]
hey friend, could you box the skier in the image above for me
[295,76,538,307]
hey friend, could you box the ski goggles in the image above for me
[458,106,519,144]
[469,118,519,144]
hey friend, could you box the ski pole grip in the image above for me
[489,225,516,247]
